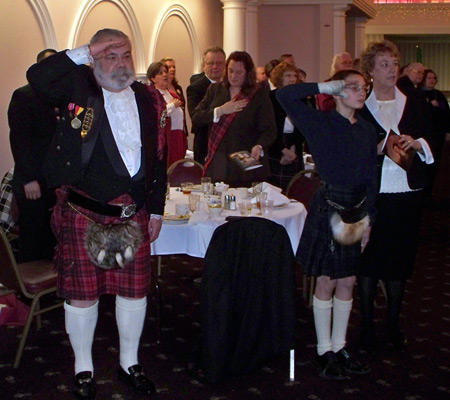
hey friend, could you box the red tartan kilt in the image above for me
[51,187,152,301]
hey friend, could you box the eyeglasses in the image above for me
[344,84,370,93]
[102,53,132,65]
[205,61,224,67]
[411,69,424,75]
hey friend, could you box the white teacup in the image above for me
[175,203,190,216]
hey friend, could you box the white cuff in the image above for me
[166,102,176,115]
[66,44,93,65]
[150,214,163,220]
[213,107,222,123]
[416,138,434,164]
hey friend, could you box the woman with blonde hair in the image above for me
[357,40,435,355]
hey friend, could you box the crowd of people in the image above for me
[3,26,448,398]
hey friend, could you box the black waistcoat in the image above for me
[78,114,145,205]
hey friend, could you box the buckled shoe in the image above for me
[118,364,156,395]
[73,371,96,400]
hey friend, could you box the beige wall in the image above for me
[0,0,223,176]
[258,4,335,82]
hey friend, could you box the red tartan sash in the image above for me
[204,90,253,174]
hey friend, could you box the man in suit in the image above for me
[187,46,226,164]
[8,48,58,262]
[27,29,166,399]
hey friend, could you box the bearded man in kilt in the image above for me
[27,29,167,399]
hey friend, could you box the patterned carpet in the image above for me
[1,145,449,399]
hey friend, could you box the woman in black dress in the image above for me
[277,70,377,380]
[357,40,435,355]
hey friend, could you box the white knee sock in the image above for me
[313,296,333,356]
[64,301,99,375]
[331,296,353,353]
[116,296,147,373]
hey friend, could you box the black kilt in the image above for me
[296,183,367,279]
[359,190,423,281]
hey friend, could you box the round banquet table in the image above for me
[151,187,307,258]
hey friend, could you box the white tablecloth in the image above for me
[151,188,307,258]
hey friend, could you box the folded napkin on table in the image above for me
[250,182,289,206]
[188,210,210,225]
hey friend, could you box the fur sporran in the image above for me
[85,220,143,270]
[327,196,370,246]
[330,212,370,245]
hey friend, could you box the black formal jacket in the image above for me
[8,84,57,196]
[268,89,304,162]
[187,73,211,134]
[26,51,166,215]
[357,86,435,191]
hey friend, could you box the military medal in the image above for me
[71,118,82,129]
[68,103,84,130]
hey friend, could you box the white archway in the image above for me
[68,0,146,72]
[28,0,58,49]
[149,4,201,72]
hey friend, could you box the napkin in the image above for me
[188,210,210,225]
[250,182,289,206]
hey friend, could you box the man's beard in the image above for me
[94,65,136,91]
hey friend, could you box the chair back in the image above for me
[167,158,204,186]
[286,169,321,210]
[201,217,296,383]
[0,226,23,293]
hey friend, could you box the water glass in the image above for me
[260,199,274,215]
[189,194,201,213]
[238,202,252,216]
[201,177,212,195]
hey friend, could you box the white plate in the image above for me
[163,214,190,224]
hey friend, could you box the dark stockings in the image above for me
[358,277,406,335]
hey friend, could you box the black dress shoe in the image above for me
[118,365,156,395]
[389,330,407,353]
[315,351,348,380]
[360,330,378,356]
[335,348,371,375]
[73,371,96,400]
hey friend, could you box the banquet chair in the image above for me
[0,226,63,368]
[286,169,321,306]
[201,217,296,383]
[167,158,204,186]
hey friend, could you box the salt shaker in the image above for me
[224,195,230,210]
[230,195,237,211]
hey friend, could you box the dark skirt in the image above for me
[296,183,367,279]
[359,191,423,281]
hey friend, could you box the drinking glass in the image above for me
[181,182,193,195]
[201,177,212,196]
[238,202,252,216]
[189,194,201,213]
[256,191,268,213]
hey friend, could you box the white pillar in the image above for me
[354,17,368,59]
[221,0,247,56]
[246,0,264,64]
[333,5,349,55]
